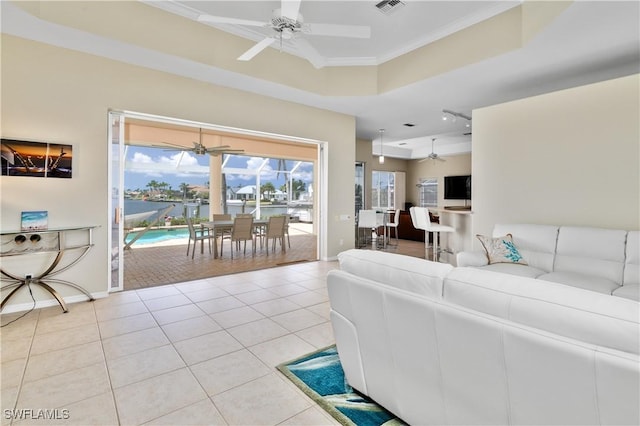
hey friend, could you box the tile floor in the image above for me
[1,261,343,426]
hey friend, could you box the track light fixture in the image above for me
[442,109,472,126]
[378,129,385,164]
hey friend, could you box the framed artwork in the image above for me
[21,211,49,231]
[1,139,72,178]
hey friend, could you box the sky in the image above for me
[123,146,313,192]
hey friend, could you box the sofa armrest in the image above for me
[457,250,488,267]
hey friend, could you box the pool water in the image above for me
[125,228,189,245]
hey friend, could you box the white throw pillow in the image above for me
[477,234,527,265]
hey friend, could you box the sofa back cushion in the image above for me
[625,231,639,286]
[554,226,627,284]
[443,267,639,355]
[337,249,453,299]
[492,224,559,272]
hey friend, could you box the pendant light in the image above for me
[378,129,385,164]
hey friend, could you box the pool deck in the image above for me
[123,223,317,290]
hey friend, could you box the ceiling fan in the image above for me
[196,0,371,64]
[153,129,244,156]
[420,138,445,162]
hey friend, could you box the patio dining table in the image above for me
[202,219,268,258]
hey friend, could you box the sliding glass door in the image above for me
[108,111,125,292]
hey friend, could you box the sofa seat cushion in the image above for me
[337,249,453,299]
[538,271,620,295]
[479,263,545,279]
[613,284,640,301]
[444,267,640,355]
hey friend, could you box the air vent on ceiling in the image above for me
[375,0,406,15]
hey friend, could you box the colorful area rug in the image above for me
[277,345,404,426]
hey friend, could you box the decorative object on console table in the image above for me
[1,226,97,313]
[21,210,48,231]
[1,139,72,178]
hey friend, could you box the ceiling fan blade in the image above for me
[151,142,185,149]
[305,23,371,39]
[238,37,276,61]
[197,14,268,27]
[281,0,302,21]
[207,149,245,156]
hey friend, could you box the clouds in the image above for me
[124,147,313,191]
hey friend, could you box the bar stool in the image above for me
[410,207,455,261]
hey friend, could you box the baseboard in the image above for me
[0,291,109,315]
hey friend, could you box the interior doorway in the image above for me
[109,111,325,291]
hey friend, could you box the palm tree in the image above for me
[261,182,275,201]
[146,180,159,196]
[158,181,169,195]
[179,182,190,200]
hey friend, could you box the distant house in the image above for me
[272,189,287,202]
[235,185,257,201]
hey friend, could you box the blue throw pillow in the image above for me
[476,234,527,265]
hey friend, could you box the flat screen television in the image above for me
[444,175,471,200]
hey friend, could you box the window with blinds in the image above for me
[418,178,438,207]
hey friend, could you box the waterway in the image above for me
[124,199,310,221]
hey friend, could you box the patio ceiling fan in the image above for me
[153,129,244,156]
[196,0,371,65]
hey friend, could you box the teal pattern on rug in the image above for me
[277,345,404,426]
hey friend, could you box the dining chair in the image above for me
[185,216,213,259]
[357,209,378,248]
[264,215,287,255]
[223,216,255,259]
[387,208,401,244]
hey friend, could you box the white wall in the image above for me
[1,35,356,308]
[472,74,639,240]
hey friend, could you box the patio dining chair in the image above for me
[222,216,255,259]
[185,217,214,259]
[264,215,287,255]
[212,213,232,253]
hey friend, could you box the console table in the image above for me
[1,226,97,313]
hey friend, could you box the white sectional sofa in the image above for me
[327,249,640,425]
[456,224,639,301]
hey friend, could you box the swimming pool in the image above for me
[125,228,189,246]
